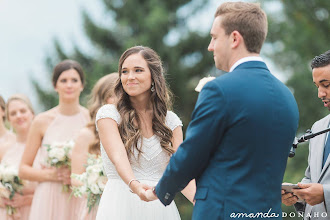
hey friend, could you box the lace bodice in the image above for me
[96,104,183,181]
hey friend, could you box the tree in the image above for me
[265,0,329,132]
[265,1,330,219]
[34,0,215,127]
[34,0,216,218]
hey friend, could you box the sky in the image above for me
[0,0,101,111]
[0,0,284,113]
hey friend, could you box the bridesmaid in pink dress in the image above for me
[0,95,16,165]
[71,73,118,220]
[0,94,36,220]
[19,60,90,220]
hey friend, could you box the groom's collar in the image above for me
[229,56,264,72]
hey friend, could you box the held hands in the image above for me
[292,183,324,206]
[145,188,158,201]
[130,181,158,202]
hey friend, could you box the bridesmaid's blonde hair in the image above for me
[87,73,119,154]
[6,94,35,119]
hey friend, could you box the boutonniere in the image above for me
[195,76,216,92]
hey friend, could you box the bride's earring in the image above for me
[151,82,155,92]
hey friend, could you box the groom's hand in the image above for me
[145,187,158,201]
[133,183,153,202]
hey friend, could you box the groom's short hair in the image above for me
[215,2,267,54]
[311,50,330,69]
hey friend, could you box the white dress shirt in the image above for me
[229,56,264,72]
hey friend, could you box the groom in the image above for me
[147,2,299,219]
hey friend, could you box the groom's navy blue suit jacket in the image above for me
[155,61,299,219]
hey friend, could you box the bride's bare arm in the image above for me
[97,118,151,201]
[19,115,60,182]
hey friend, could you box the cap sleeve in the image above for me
[95,104,121,131]
[165,111,183,131]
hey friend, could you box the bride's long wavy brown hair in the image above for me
[115,46,174,157]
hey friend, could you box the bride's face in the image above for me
[120,53,152,98]
[55,69,84,101]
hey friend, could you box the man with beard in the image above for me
[282,50,330,220]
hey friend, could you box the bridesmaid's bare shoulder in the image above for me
[31,107,58,133]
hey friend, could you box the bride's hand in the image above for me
[145,188,158,201]
[131,182,152,202]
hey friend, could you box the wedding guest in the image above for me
[282,50,330,220]
[0,94,36,220]
[71,72,119,220]
[19,60,90,220]
[95,46,195,219]
[0,95,16,161]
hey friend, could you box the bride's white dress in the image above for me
[95,104,182,220]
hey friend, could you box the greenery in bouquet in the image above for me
[44,140,75,192]
[71,154,107,212]
[0,164,24,215]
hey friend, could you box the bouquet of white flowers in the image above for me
[71,154,107,212]
[45,140,75,192]
[0,164,24,216]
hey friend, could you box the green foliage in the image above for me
[265,0,330,132]
[34,0,215,129]
[265,1,330,219]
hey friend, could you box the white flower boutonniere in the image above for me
[195,76,216,92]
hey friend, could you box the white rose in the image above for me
[73,185,87,197]
[97,176,108,191]
[86,164,102,174]
[64,140,75,156]
[2,166,17,182]
[49,148,66,161]
[87,172,99,186]
[195,76,216,92]
[90,184,101,194]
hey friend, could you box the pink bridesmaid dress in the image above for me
[0,142,35,220]
[72,197,98,220]
[29,112,88,220]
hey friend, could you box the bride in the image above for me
[95,46,195,219]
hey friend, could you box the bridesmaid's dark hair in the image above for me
[52,59,85,87]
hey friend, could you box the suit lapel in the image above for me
[317,115,330,181]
